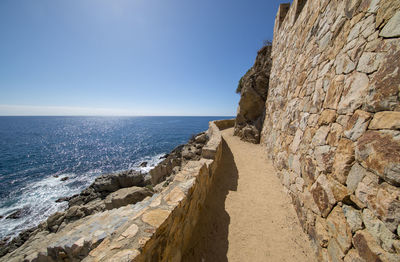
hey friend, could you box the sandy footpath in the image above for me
[183,128,317,262]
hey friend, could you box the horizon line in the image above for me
[0,115,235,117]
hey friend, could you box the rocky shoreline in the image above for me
[0,131,209,258]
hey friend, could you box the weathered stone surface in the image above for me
[314,216,329,248]
[364,39,400,112]
[369,183,400,233]
[356,130,400,185]
[301,155,318,187]
[311,175,336,218]
[110,249,140,261]
[369,111,400,130]
[327,206,352,253]
[312,125,330,146]
[120,224,139,240]
[314,145,334,173]
[104,186,152,210]
[357,52,384,74]
[163,186,185,206]
[337,72,369,114]
[362,209,398,253]
[344,248,366,262]
[344,110,372,141]
[142,209,170,227]
[342,204,363,233]
[337,115,350,127]
[234,45,272,144]
[244,1,400,260]
[290,129,303,153]
[353,230,399,262]
[323,75,345,110]
[346,163,369,193]
[327,123,343,146]
[327,238,345,262]
[355,171,380,205]
[379,11,400,38]
[332,138,355,184]
[335,53,356,74]
[318,109,337,125]
[194,133,207,144]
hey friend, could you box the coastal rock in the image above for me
[55,196,72,203]
[93,170,145,193]
[68,170,146,207]
[0,228,35,258]
[234,45,272,144]
[150,145,183,185]
[5,207,30,220]
[194,133,207,144]
[104,186,152,210]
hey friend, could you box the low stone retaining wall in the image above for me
[0,119,234,262]
[85,119,234,262]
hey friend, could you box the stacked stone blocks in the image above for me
[261,0,400,261]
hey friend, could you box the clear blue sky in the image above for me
[0,0,286,116]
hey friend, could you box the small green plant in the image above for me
[145,184,154,192]
[236,76,244,94]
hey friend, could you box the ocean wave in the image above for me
[0,153,164,241]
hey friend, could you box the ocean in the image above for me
[0,116,231,240]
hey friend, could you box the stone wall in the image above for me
[260,0,400,261]
[1,120,234,262]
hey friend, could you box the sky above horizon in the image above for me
[0,0,287,116]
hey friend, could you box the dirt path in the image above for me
[183,128,317,262]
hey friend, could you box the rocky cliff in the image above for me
[235,0,400,261]
[234,44,272,144]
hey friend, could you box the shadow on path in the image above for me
[182,138,238,262]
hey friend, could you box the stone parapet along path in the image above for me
[184,127,317,261]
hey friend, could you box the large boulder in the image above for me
[104,186,152,210]
[68,170,146,207]
[150,145,183,185]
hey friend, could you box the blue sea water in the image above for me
[0,116,231,239]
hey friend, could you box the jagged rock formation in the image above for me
[234,45,272,144]
[234,0,400,261]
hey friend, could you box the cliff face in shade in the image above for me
[234,0,400,261]
[234,45,272,144]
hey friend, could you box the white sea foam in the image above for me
[0,153,164,241]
